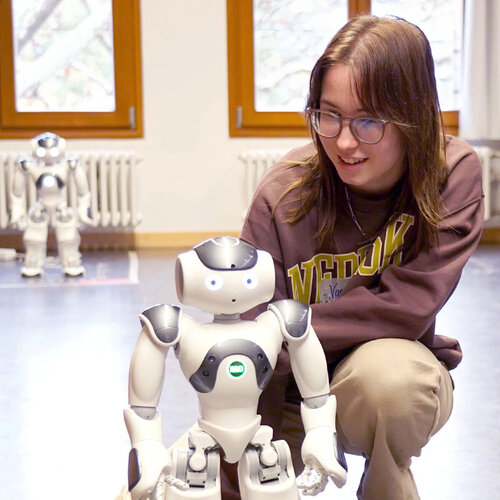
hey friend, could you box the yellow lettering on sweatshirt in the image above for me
[381,214,415,270]
[333,252,358,279]
[357,237,383,276]
[287,213,415,304]
[287,259,315,303]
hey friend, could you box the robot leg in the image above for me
[238,426,298,500]
[54,207,84,276]
[163,438,220,500]
[21,209,48,277]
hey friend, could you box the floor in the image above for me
[0,245,499,500]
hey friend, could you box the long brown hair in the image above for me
[278,15,448,249]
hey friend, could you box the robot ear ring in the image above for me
[175,258,184,302]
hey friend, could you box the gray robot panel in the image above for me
[269,299,310,338]
[140,304,181,344]
[67,158,78,170]
[36,173,65,190]
[189,339,273,393]
[193,236,258,271]
[19,158,34,172]
[127,448,141,491]
[37,132,59,148]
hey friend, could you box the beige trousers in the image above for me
[283,338,454,500]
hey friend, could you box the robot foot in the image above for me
[64,265,85,277]
[21,266,43,278]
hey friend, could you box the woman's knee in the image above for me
[331,339,449,459]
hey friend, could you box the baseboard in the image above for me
[480,227,500,244]
[0,231,241,251]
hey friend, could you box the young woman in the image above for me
[223,15,484,500]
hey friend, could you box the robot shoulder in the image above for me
[18,157,35,173]
[267,299,311,342]
[139,304,181,347]
[66,157,79,170]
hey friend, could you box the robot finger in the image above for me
[296,465,328,496]
[156,464,189,493]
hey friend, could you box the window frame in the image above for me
[227,0,458,137]
[0,0,143,139]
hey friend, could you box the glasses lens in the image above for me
[312,111,341,138]
[352,118,384,144]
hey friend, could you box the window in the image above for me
[0,0,143,138]
[227,0,461,137]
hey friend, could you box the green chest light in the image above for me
[227,360,246,378]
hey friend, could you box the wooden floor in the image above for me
[1,245,499,500]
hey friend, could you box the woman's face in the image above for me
[318,64,406,196]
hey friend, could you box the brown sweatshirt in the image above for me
[240,135,484,434]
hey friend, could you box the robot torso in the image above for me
[176,313,283,426]
[17,132,77,214]
[29,162,69,210]
[175,312,284,463]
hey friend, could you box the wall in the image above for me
[0,0,308,237]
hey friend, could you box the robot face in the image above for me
[175,237,275,315]
[31,132,66,165]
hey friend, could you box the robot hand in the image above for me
[299,395,347,493]
[77,192,99,227]
[299,426,347,493]
[9,195,27,230]
[124,409,173,500]
[128,440,174,500]
[137,463,190,500]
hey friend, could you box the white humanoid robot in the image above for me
[9,132,97,277]
[124,236,347,500]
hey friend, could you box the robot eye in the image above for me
[243,274,258,289]
[36,147,46,158]
[205,274,223,291]
[49,147,59,158]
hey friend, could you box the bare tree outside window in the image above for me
[254,0,347,112]
[12,0,115,113]
[253,0,462,113]
[371,0,463,111]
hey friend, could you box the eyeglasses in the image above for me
[306,107,390,145]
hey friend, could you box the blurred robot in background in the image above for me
[123,236,347,500]
[9,132,97,277]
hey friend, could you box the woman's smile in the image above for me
[319,64,406,195]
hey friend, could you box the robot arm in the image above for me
[67,158,99,226]
[125,304,182,500]
[267,300,329,398]
[268,300,347,493]
[9,158,32,230]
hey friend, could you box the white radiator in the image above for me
[473,146,500,221]
[0,151,142,230]
[239,150,285,215]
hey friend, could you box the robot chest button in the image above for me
[227,360,246,378]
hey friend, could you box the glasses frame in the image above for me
[306,107,390,145]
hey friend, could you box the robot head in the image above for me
[31,132,66,165]
[175,236,275,315]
